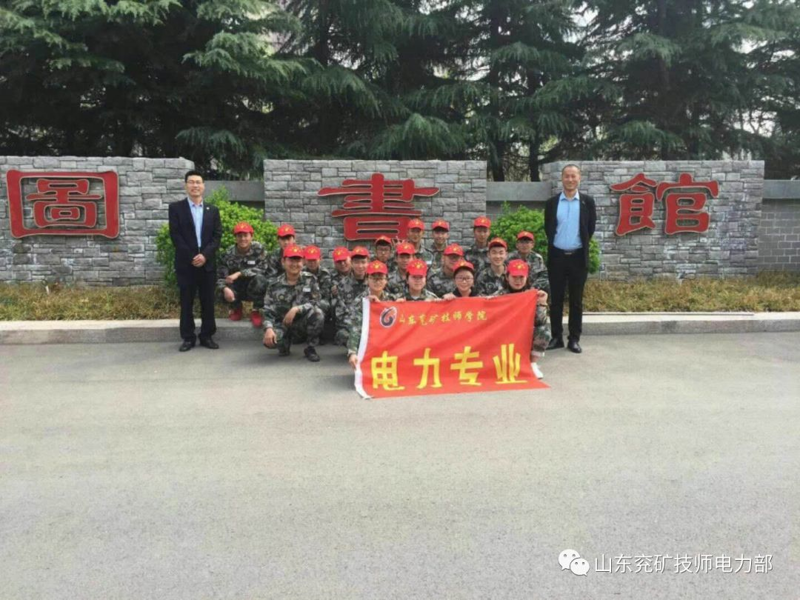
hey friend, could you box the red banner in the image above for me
[354,292,548,398]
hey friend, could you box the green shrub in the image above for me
[156,187,278,287]
[490,204,601,274]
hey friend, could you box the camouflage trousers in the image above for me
[221,275,268,309]
[273,306,325,347]
[333,325,351,347]
[532,305,552,357]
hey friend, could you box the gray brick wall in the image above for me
[264,160,487,262]
[0,156,193,285]
[541,161,764,279]
[757,199,800,272]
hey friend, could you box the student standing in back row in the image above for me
[544,164,596,354]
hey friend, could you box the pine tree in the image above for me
[0,0,302,176]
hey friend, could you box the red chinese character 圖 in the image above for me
[319,173,439,241]
[6,171,120,238]
[609,173,658,236]
[656,173,718,235]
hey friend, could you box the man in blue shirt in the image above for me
[544,164,597,353]
[168,170,223,352]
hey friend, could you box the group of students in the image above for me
[216,217,552,378]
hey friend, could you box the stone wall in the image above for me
[0,156,192,285]
[264,160,487,260]
[758,199,800,272]
[541,161,764,279]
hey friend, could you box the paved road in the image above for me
[1,333,798,599]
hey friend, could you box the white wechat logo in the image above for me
[559,549,590,576]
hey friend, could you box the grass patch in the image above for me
[0,273,798,320]
[585,272,800,312]
[0,284,229,320]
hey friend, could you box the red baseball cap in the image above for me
[432,219,450,231]
[282,245,304,259]
[332,247,350,261]
[406,260,429,276]
[303,245,321,260]
[366,260,388,275]
[395,242,415,256]
[277,224,296,238]
[473,216,491,228]
[517,230,535,241]
[444,243,464,257]
[407,218,425,231]
[350,246,370,259]
[374,235,393,247]
[453,259,475,274]
[488,237,508,249]
[507,259,529,277]
[233,222,254,235]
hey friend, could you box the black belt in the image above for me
[554,247,580,256]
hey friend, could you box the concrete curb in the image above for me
[2,313,799,344]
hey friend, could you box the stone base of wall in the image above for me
[758,199,800,272]
[1,156,193,285]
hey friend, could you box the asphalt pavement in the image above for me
[1,333,798,599]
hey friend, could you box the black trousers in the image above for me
[178,268,217,342]
[549,249,588,342]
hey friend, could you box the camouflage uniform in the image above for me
[387,268,408,296]
[465,245,490,274]
[304,266,333,315]
[403,286,439,301]
[475,267,506,297]
[508,251,550,296]
[426,268,456,298]
[428,244,447,270]
[216,242,268,308]
[492,287,552,356]
[332,274,369,346]
[265,246,285,282]
[345,289,402,355]
[262,272,324,348]
[413,244,434,266]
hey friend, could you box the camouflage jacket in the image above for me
[403,287,439,301]
[426,268,456,298]
[413,245,434,266]
[332,274,369,325]
[387,268,408,296]
[265,246,284,281]
[346,289,402,355]
[262,272,321,331]
[465,245,490,274]
[507,251,550,295]
[475,267,507,297]
[304,266,333,313]
[427,244,447,270]
[216,242,267,291]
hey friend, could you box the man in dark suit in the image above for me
[168,170,223,352]
[544,164,597,354]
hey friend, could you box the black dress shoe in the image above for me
[304,346,320,362]
[547,337,565,350]
[567,339,582,354]
[179,340,195,352]
[199,337,219,350]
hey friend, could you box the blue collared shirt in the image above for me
[554,191,582,251]
[187,198,204,249]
